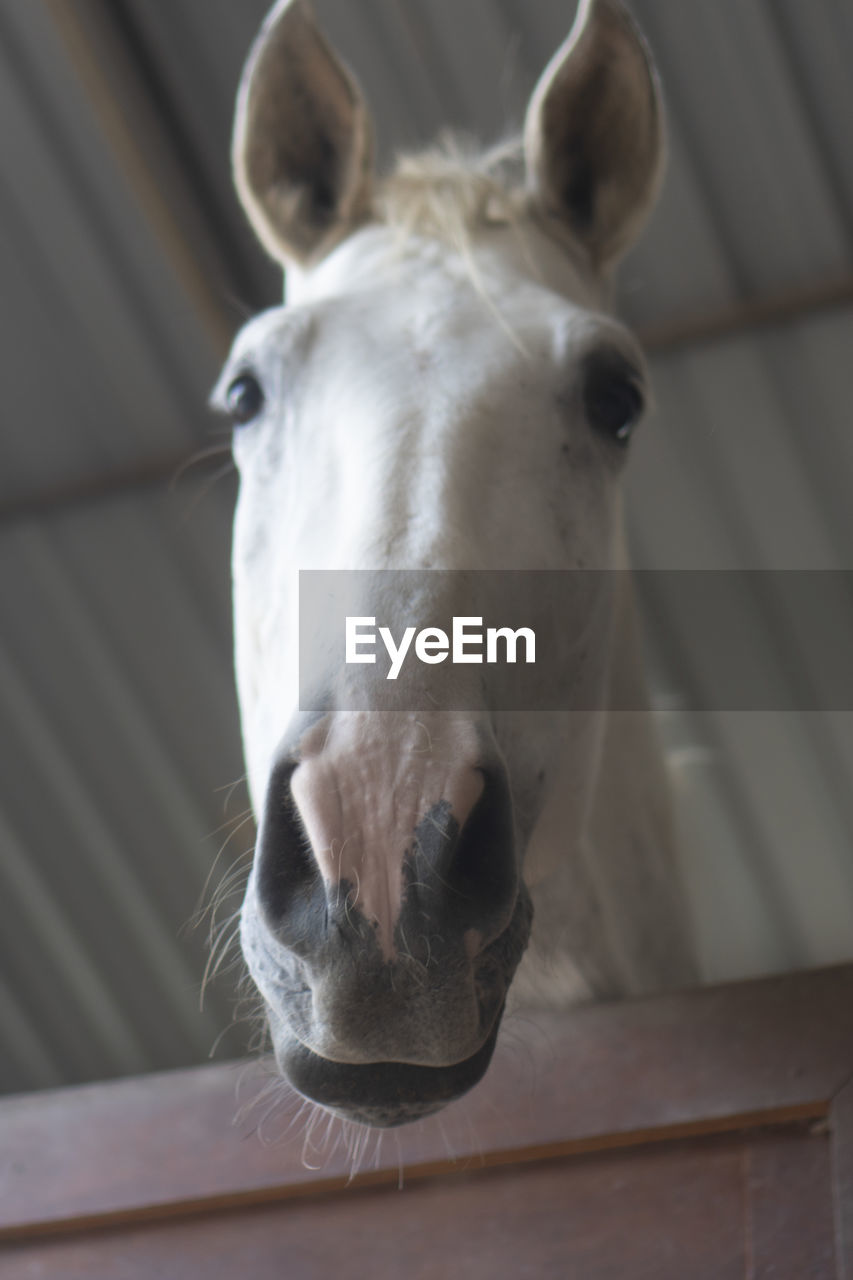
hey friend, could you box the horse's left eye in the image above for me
[226,373,265,425]
[583,356,644,445]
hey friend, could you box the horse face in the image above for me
[219,0,664,1126]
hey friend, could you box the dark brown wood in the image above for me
[0,1127,838,1280]
[1,964,851,1244]
[832,1079,853,1279]
[745,1126,837,1278]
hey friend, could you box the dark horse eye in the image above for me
[226,373,265,425]
[583,352,645,444]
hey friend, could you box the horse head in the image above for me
[215,0,691,1127]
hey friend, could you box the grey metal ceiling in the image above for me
[1,0,852,1096]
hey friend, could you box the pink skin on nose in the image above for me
[290,714,485,959]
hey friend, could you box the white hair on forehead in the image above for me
[370,134,596,323]
[374,134,529,251]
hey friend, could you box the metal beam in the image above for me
[640,273,853,357]
[0,452,235,531]
[3,274,851,528]
[42,0,240,361]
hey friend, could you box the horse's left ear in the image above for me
[524,0,665,268]
[232,0,374,266]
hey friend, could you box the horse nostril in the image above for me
[254,740,518,962]
[411,766,517,947]
[254,760,326,946]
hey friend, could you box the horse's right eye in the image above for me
[226,373,265,425]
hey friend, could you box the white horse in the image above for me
[213,0,697,1127]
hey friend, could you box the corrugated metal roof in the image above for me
[1,0,851,1095]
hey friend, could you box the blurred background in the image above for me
[1,0,852,1096]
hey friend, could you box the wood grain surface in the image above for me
[1,964,851,1277]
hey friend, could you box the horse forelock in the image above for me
[376,134,597,271]
[359,136,599,318]
[374,136,527,245]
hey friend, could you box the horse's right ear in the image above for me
[232,0,374,267]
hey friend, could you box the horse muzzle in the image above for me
[239,712,532,1124]
[242,881,531,1125]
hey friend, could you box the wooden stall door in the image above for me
[2,966,852,1278]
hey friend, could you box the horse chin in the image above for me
[259,887,533,1126]
[273,1012,505,1128]
[248,879,534,1127]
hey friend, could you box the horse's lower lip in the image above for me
[278,1011,504,1128]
